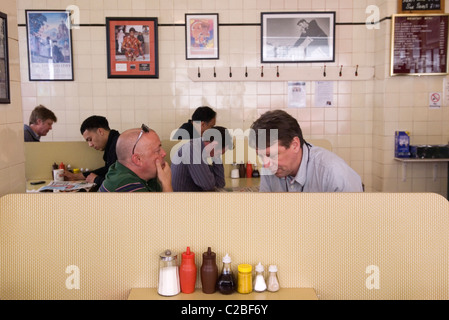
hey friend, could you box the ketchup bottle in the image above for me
[246,161,253,178]
[179,247,197,294]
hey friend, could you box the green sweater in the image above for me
[98,161,162,192]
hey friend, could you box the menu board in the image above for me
[398,0,444,13]
[391,14,449,76]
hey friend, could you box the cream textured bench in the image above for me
[0,192,447,300]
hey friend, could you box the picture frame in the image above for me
[261,12,335,63]
[0,11,10,104]
[398,0,444,13]
[390,14,449,76]
[185,13,219,60]
[25,10,74,81]
[106,17,159,78]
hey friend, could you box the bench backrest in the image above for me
[1,192,447,300]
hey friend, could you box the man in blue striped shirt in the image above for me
[171,126,233,192]
[99,125,172,192]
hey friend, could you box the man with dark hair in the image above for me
[250,110,363,192]
[23,105,57,142]
[172,106,217,140]
[171,126,233,191]
[64,115,120,186]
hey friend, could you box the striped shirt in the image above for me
[171,138,225,191]
[98,161,161,192]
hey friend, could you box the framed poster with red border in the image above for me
[106,17,158,78]
[390,14,449,76]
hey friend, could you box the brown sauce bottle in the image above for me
[200,247,218,294]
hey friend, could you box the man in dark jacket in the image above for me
[64,116,120,187]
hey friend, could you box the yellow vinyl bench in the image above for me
[0,192,447,300]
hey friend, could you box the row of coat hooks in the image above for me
[196,65,361,78]
[189,65,374,82]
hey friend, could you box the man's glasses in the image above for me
[132,124,150,155]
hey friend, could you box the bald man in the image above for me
[98,125,172,192]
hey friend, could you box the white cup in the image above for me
[53,169,64,181]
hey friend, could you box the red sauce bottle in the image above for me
[179,247,196,294]
[246,162,253,178]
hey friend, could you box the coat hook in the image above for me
[213,67,216,78]
[229,67,232,78]
[261,66,264,77]
[197,67,201,78]
[245,66,248,77]
[276,66,280,77]
[339,65,343,77]
[355,65,359,77]
[323,64,326,77]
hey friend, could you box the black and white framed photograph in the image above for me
[0,11,10,103]
[25,10,74,81]
[261,12,336,63]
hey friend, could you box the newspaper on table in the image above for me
[38,181,95,192]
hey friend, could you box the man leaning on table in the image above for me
[23,105,57,142]
[171,126,233,191]
[64,115,120,186]
[98,124,172,192]
[250,110,363,192]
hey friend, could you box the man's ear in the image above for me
[291,136,301,153]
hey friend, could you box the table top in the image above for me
[394,157,449,163]
[26,180,96,192]
[128,288,318,300]
[222,177,260,192]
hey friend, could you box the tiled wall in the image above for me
[0,0,26,197]
[14,0,449,197]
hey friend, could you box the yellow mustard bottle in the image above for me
[237,264,252,294]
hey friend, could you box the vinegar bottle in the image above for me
[179,246,196,294]
[217,253,236,294]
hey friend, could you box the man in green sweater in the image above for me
[99,124,172,192]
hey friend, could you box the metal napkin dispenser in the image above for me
[410,145,449,159]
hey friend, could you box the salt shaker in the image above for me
[253,262,267,292]
[157,249,180,296]
[267,265,280,292]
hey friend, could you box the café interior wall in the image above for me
[0,0,26,197]
[371,0,449,196]
[13,0,449,197]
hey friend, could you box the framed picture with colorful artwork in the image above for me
[185,13,219,60]
[25,10,74,81]
[106,17,159,78]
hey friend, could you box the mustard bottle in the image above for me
[237,264,252,294]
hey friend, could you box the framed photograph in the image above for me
[398,0,444,13]
[261,12,335,63]
[25,10,74,81]
[0,12,10,104]
[185,13,219,60]
[106,17,158,78]
[391,14,449,76]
